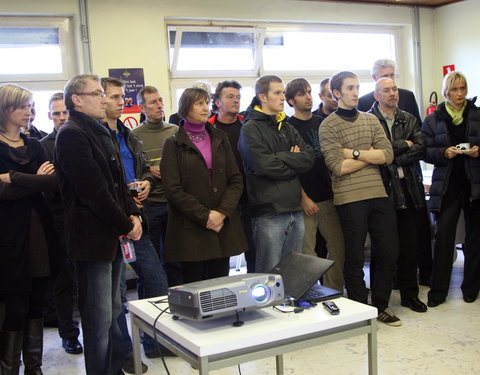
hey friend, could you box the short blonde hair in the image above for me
[0,83,33,132]
[442,71,467,100]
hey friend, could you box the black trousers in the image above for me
[239,202,257,273]
[337,197,399,312]
[43,219,79,339]
[416,204,433,280]
[428,185,480,302]
[3,277,48,331]
[396,180,421,299]
[181,257,230,284]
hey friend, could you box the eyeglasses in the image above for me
[76,91,106,98]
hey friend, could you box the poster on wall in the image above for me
[443,65,455,76]
[108,68,145,114]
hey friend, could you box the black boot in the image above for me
[22,318,44,375]
[0,330,23,375]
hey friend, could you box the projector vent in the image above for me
[200,288,238,312]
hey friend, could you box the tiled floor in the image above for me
[39,251,480,375]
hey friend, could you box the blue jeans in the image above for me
[252,211,304,273]
[146,201,183,286]
[76,252,124,375]
[118,232,169,356]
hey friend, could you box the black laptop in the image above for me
[271,252,343,305]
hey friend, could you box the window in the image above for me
[168,26,265,78]
[167,23,399,114]
[0,28,62,75]
[262,30,396,73]
[0,16,79,132]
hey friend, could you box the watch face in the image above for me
[353,150,360,158]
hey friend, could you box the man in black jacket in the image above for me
[360,59,432,286]
[369,77,428,313]
[40,92,83,355]
[55,74,142,375]
[101,77,170,370]
[238,75,314,273]
[312,78,337,120]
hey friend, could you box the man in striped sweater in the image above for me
[319,71,401,327]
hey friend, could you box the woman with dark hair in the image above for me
[161,87,247,283]
[0,83,58,375]
[422,71,480,307]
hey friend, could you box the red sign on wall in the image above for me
[123,116,139,129]
[443,65,455,76]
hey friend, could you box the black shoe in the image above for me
[62,337,83,354]
[145,346,176,358]
[122,355,148,374]
[463,295,477,303]
[427,298,444,308]
[401,297,428,312]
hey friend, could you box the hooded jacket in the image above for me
[238,107,314,216]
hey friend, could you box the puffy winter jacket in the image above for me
[421,99,480,212]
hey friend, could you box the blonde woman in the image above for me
[0,83,58,375]
[422,72,480,307]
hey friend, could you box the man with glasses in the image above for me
[55,74,142,375]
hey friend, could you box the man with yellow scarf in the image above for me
[239,75,314,273]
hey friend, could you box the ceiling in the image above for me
[299,0,464,8]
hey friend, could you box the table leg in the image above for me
[131,315,142,375]
[368,318,378,375]
[276,354,284,375]
[199,356,209,375]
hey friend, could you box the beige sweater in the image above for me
[319,112,393,205]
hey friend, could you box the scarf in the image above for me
[445,100,467,126]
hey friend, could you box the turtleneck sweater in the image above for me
[319,109,393,205]
[336,107,359,122]
[131,119,178,202]
[184,120,212,170]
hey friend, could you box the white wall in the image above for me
[432,0,480,102]
[87,0,424,114]
[1,0,443,116]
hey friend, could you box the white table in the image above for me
[129,297,378,375]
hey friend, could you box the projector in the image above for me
[168,273,284,321]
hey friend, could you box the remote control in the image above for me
[322,301,340,315]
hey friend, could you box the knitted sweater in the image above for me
[131,120,178,202]
[319,112,393,205]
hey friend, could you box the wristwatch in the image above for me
[352,149,360,160]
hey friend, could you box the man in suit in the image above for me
[357,59,422,125]
[55,74,142,375]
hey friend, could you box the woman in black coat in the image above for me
[422,71,480,307]
[0,84,58,375]
[161,88,247,283]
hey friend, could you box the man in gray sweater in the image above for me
[319,71,401,327]
[131,86,179,288]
